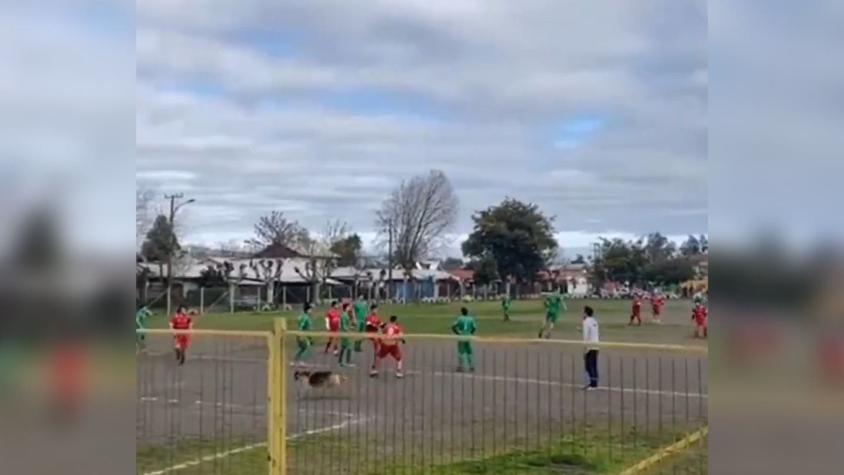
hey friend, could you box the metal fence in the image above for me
[136,325,707,475]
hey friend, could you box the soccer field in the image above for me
[146,298,706,348]
[137,299,707,474]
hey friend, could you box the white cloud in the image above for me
[136,0,707,251]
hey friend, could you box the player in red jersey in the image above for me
[364,303,385,356]
[324,300,341,356]
[629,294,643,326]
[370,315,405,379]
[692,302,708,338]
[650,293,665,323]
[170,305,193,365]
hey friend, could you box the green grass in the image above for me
[146,298,705,347]
[137,429,702,475]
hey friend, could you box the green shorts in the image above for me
[546,312,559,323]
[457,341,473,355]
[357,320,366,332]
[296,337,312,350]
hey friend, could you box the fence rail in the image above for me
[136,323,707,474]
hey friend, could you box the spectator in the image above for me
[582,306,600,390]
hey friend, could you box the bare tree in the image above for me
[375,170,458,301]
[249,258,284,308]
[254,210,306,247]
[293,220,349,304]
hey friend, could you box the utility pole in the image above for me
[387,218,393,300]
[164,193,195,316]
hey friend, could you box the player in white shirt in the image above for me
[582,306,600,390]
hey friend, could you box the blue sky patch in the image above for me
[230,29,299,59]
[551,116,607,150]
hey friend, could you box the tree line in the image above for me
[138,169,706,302]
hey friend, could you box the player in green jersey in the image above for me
[538,288,566,339]
[337,303,355,367]
[293,303,314,366]
[353,295,369,352]
[135,305,153,353]
[501,294,512,321]
[452,307,477,372]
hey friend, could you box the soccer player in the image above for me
[650,293,665,323]
[692,302,708,338]
[170,305,193,365]
[501,294,512,321]
[135,304,153,353]
[370,315,405,379]
[353,295,369,352]
[293,303,314,366]
[629,294,643,326]
[538,288,566,339]
[363,303,384,362]
[324,300,341,355]
[452,307,477,372]
[337,303,355,367]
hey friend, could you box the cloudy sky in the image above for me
[136,0,707,256]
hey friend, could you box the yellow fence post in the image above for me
[268,318,287,475]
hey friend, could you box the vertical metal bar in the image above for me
[672,357,677,442]
[523,346,528,452]
[469,343,477,458]
[228,339,235,471]
[659,357,663,440]
[621,356,625,463]
[633,357,638,455]
[558,348,564,449]
[536,348,542,452]
[547,346,553,451]
[410,342,417,473]
[492,346,497,458]
[269,318,286,475]
[583,348,588,456]
[481,346,486,462]
[570,352,576,456]
[607,354,612,462]
[645,356,650,441]
[685,357,690,432]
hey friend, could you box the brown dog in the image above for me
[293,370,348,391]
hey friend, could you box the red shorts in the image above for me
[329,322,340,332]
[653,307,661,316]
[695,317,707,329]
[377,344,402,360]
[174,335,191,350]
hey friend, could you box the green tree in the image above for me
[141,215,179,265]
[644,232,676,262]
[680,235,701,256]
[644,256,695,285]
[590,237,647,287]
[470,256,500,287]
[571,254,586,264]
[330,233,363,267]
[462,198,557,286]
